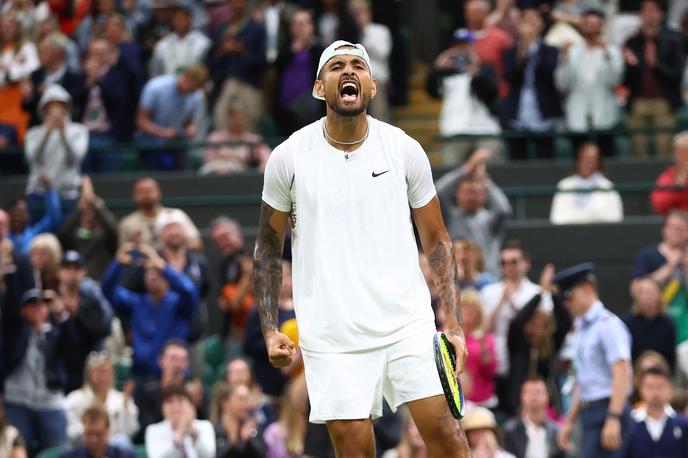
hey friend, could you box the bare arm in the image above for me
[413,196,466,371]
[253,201,294,367]
[601,360,631,450]
[136,107,175,139]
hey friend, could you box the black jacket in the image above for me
[22,67,86,127]
[623,29,685,109]
[503,416,566,458]
[426,62,500,117]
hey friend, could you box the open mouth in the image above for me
[339,81,359,102]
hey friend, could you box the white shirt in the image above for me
[632,405,676,441]
[145,419,215,458]
[523,417,549,458]
[65,387,139,442]
[262,117,437,352]
[439,73,501,136]
[150,31,211,77]
[360,23,392,83]
[0,41,39,86]
[480,279,546,375]
[550,174,624,225]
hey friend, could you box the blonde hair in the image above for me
[30,233,63,267]
[0,12,26,49]
[460,289,484,329]
[278,375,307,456]
[84,351,113,390]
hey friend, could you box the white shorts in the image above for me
[301,329,444,424]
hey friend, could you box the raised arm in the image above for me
[413,197,467,373]
[253,202,293,367]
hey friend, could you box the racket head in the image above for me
[433,331,466,419]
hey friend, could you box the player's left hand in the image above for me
[443,327,468,377]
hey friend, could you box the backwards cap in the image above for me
[312,40,372,101]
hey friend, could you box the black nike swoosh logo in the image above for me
[372,170,390,178]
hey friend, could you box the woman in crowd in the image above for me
[454,239,497,291]
[213,383,265,458]
[0,11,39,143]
[76,0,119,51]
[29,232,62,290]
[0,397,27,458]
[624,277,677,370]
[64,351,139,447]
[630,350,671,406]
[550,142,624,225]
[461,289,498,408]
[263,374,308,458]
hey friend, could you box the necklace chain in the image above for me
[323,120,369,146]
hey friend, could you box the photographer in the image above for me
[427,28,501,165]
[101,243,199,378]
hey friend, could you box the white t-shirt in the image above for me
[262,117,437,352]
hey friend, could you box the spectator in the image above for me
[436,149,512,275]
[118,177,202,250]
[624,277,677,370]
[464,0,513,98]
[29,232,62,290]
[213,383,265,458]
[219,254,254,341]
[313,0,359,46]
[56,250,113,392]
[78,37,140,172]
[481,240,544,407]
[501,8,562,160]
[2,0,50,38]
[555,9,624,155]
[263,375,308,458]
[64,352,139,447]
[102,243,199,377]
[624,0,685,157]
[74,0,119,51]
[0,12,39,142]
[6,179,61,256]
[46,0,90,37]
[243,260,296,397]
[252,0,295,64]
[462,406,515,458]
[506,265,572,415]
[427,29,501,165]
[350,0,391,120]
[632,210,688,342]
[272,9,325,136]
[135,65,208,170]
[2,287,74,456]
[0,396,27,458]
[201,100,271,175]
[21,32,85,129]
[34,15,80,73]
[549,142,624,225]
[60,405,135,458]
[623,366,688,458]
[455,239,497,291]
[632,351,672,406]
[207,0,267,133]
[25,84,87,218]
[102,14,145,89]
[503,377,566,458]
[460,289,498,408]
[136,0,174,66]
[135,340,196,437]
[652,132,688,215]
[150,4,211,77]
[57,177,118,280]
[145,384,215,458]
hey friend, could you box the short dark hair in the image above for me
[161,383,192,404]
[160,339,188,357]
[640,0,666,11]
[82,405,110,427]
[501,239,530,260]
[639,365,672,384]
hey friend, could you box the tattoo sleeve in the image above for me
[253,202,284,337]
[428,239,463,329]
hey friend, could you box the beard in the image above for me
[326,91,371,117]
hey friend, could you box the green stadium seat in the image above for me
[35,446,66,458]
[134,444,148,458]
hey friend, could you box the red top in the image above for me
[474,27,514,99]
[651,165,688,215]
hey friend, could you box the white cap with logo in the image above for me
[312,40,372,101]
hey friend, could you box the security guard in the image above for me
[555,263,632,458]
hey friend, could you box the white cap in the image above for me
[312,40,372,101]
[155,209,188,235]
[38,84,71,115]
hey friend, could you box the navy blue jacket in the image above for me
[500,42,563,127]
[60,445,135,458]
[624,29,685,109]
[622,413,688,458]
[22,67,86,127]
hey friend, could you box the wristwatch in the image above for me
[607,411,622,420]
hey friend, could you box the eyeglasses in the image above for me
[500,259,520,266]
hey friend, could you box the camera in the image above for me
[451,53,472,74]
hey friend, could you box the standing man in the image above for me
[556,263,633,458]
[254,40,470,457]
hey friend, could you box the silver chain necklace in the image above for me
[323,120,369,146]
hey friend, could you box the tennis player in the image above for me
[254,40,470,457]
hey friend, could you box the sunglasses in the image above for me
[500,258,520,266]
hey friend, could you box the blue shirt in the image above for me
[575,301,632,402]
[513,41,555,132]
[101,261,199,376]
[9,189,61,255]
[135,74,203,144]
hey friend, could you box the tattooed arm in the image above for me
[253,201,294,368]
[412,196,467,373]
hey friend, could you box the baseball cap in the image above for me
[452,28,475,43]
[312,40,372,101]
[21,288,44,306]
[61,250,84,267]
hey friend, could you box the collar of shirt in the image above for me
[46,64,67,85]
[576,300,605,329]
[632,404,675,422]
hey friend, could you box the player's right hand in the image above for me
[266,331,296,368]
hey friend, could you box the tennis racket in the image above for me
[434,331,466,419]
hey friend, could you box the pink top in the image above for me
[465,332,497,404]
